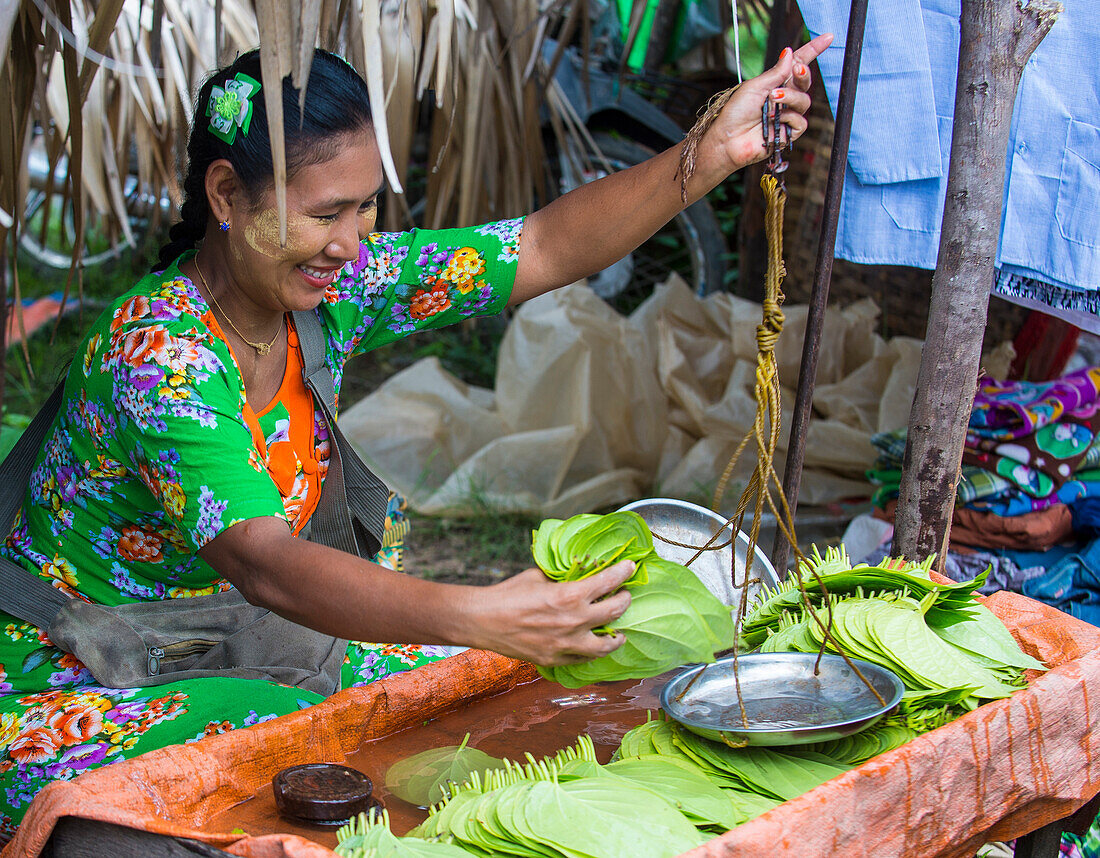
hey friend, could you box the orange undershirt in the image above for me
[207,314,324,534]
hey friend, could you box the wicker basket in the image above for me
[779,76,1027,346]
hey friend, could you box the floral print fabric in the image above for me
[0,220,522,837]
[965,368,1100,499]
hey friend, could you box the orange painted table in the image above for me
[4,591,1100,858]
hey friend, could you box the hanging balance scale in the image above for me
[646,95,902,747]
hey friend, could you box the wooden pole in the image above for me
[892,0,1060,562]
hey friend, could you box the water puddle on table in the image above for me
[201,672,669,846]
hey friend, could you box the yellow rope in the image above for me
[671,173,881,721]
[711,173,800,564]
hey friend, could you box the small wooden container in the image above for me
[272,763,382,826]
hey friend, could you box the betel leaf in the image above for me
[537,551,734,688]
[741,547,984,648]
[603,754,743,831]
[411,756,704,858]
[669,724,851,801]
[384,734,506,807]
[531,512,650,584]
[926,600,1046,672]
[336,808,476,857]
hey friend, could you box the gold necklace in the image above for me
[194,258,282,356]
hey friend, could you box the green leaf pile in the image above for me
[335,545,1050,858]
[336,808,474,857]
[408,753,706,858]
[745,546,1045,724]
[532,513,735,688]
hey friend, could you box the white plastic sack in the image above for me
[341,277,1010,517]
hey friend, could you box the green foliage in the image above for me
[531,511,652,584]
[745,546,1046,724]
[336,808,475,857]
[407,752,706,858]
[531,513,735,688]
[384,734,506,807]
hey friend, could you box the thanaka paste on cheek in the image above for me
[244,208,315,259]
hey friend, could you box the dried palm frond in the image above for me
[1,0,690,411]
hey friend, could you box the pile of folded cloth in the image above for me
[865,366,1100,626]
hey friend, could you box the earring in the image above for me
[219,220,230,232]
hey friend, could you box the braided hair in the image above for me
[153,49,374,271]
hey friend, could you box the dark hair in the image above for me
[154,48,373,271]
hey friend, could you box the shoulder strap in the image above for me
[292,310,389,558]
[0,383,72,628]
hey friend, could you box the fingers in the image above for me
[779,112,808,146]
[758,45,797,90]
[791,58,812,93]
[552,630,626,665]
[769,86,810,118]
[757,33,831,99]
[794,33,834,68]
[783,33,832,93]
[584,559,636,600]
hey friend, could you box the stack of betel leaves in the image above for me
[333,547,1048,857]
[744,546,1045,730]
[530,511,735,688]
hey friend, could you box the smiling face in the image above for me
[210,128,385,318]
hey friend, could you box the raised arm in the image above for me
[510,34,833,305]
[199,516,634,666]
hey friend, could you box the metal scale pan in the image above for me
[619,497,903,747]
[617,497,779,624]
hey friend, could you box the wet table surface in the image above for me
[200,672,669,849]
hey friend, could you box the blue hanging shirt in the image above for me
[797,0,1099,299]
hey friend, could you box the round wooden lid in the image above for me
[272,763,379,824]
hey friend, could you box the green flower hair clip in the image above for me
[206,73,261,145]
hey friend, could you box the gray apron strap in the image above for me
[0,382,72,629]
[292,310,389,558]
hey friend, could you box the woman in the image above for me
[0,38,829,833]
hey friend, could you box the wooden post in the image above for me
[892,0,1060,561]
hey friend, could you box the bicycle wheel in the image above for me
[558,133,727,315]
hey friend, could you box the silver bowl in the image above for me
[617,497,779,621]
[660,652,904,747]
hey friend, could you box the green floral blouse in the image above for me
[3,220,521,623]
[0,220,522,835]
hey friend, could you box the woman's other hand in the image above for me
[702,34,834,174]
[462,561,635,666]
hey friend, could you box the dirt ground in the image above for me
[401,512,540,587]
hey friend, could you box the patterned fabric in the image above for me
[870,430,1013,507]
[870,374,1100,510]
[0,219,523,836]
[867,466,1014,509]
[968,369,1100,441]
[1064,812,1100,858]
[965,477,1100,518]
[873,426,1100,472]
[963,369,1100,498]
[963,420,1100,498]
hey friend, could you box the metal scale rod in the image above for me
[770,0,870,578]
